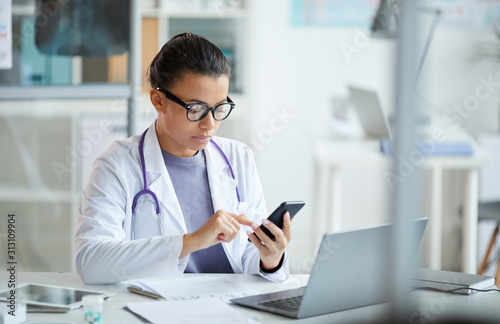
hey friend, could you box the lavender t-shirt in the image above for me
[161,149,233,273]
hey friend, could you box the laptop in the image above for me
[231,218,428,319]
[348,85,393,140]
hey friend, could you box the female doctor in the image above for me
[74,33,292,284]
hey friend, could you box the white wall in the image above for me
[419,27,500,271]
[244,1,500,273]
[419,28,500,137]
[245,0,397,273]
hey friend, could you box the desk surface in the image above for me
[1,272,500,323]
[314,138,489,169]
[322,113,490,168]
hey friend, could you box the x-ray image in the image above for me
[35,0,130,57]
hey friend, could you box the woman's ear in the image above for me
[150,88,164,113]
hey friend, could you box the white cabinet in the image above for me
[0,115,74,271]
[0,103,127,272]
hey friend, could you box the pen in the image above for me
[127,285,164,300]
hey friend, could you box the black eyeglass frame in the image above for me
[156,87,235,122]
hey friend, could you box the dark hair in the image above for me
[147,33,231,90]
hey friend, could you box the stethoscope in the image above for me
[131,128,241,239]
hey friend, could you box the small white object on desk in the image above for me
[83,295,103,324]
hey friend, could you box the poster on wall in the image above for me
[291,0,500,30]
[291,0,380,27]
[431,0,500,29]
[0,0,12,69]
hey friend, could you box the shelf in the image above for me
[0,99,128,118]
[0,188,75,203]
[0,84,131,101]
[12,4,35,16]
[142,9,245,19]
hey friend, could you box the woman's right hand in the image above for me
[179,210,256,258]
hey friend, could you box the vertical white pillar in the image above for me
[391,1,422,320]
[463,170,479,273]
[429,166,443,269]
[128,0,142,136]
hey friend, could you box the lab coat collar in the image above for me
[143,122,186,232]
[143,124,238,213]
[205,138,239,215]
[142,121,166,174]
[142,124,242,270]
[205,139,243,273]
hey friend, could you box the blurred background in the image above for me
[1,0,500,280]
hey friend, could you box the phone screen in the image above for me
[250,201,305,241]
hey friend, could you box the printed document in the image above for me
[127,298,261,324]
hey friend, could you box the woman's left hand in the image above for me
[247,211,292,270]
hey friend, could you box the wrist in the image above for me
[260,254,285,273]
[180,233,202,258]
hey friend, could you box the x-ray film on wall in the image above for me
[35,0,129,57]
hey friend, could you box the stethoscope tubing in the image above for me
[131,128,240,239]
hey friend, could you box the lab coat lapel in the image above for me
[205,140,243,272]
[205,141,239,215]
[143,123,187,233]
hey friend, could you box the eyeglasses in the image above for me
[157,87,235,122]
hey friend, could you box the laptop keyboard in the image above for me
[257,295,303,312]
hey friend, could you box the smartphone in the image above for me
[249,201,305,242]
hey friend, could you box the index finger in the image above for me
[233,214,255,227]
[282,211,292,241]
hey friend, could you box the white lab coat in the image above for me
[74,122,289,284]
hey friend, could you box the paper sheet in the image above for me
[126,298,261,324]
[133,276,259,303]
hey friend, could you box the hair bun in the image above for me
[147,32,231,90]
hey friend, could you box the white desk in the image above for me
[313,137,488,274]
[1,272,500,323]
[1,272,390,323]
